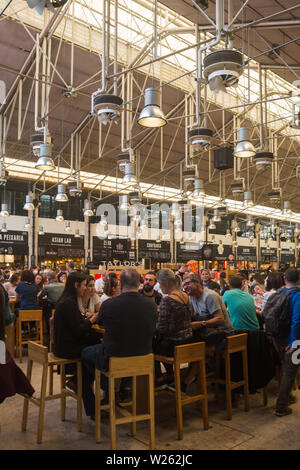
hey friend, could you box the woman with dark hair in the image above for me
[53,271,99,418]
[57,271,67,285]
[78,275,101,318]
[100,276,120,303]
[0,285,35,404]
[34,273,45,292]
[262,271,284,311]
[15,270,40,311]
[3,273,21,298]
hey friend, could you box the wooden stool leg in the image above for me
[174,361,183,440]
[60,364,66,421]
[49,364,54,396]
[95,370,101,443]
[148,371,155,450]
[263,386,268,406]
[19,319,22,363]
[37,363,48,444]
[109,377,117,450]
[225,352,232,420]
[22,358,33,432]
[199,360,209,430]
[76,361,82,432]
[131,376,137,437]
[243,350,249,412]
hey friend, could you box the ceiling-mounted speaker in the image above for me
[214,147,233,170]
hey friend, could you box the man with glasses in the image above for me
[183,273,233,345]
[139,271,162,307]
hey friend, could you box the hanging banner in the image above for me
[261,247,278,262]
[237,246,257,261]
[138,240,171,261]
[0,230,28,255]
[177,242,201,262]
[39,233,84,258]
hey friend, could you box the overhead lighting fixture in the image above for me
[56,209,64,222]
[246,215,254,227]
[129,191,140,205]
[30,133,52,157]
[68,180,83,197]
[283,200,292,216]
[25,0,68,15]
[74,229,80,238]
[0,203,9,217]
[209,219,216,230]
[244,191,254,207]
[189,128,213,151]
[38,226,45,235]
[137,88,167,128]
[65,221,71,232]
[24,217,31,229]
[1,223,7,233]
[225,228,232,239]
[234,127,256,158]
[55,184,69,202]
[23,194,35,211]
[0,161,8,186]
[119,195,130,211]
[253,152,274,171]
[212,209,221,222]
[35,143,55,171]
[122,162,137,185]
[92,93,123,125]
[83,201,94,217]
[117,153,130,173]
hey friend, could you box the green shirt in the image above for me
[222,289,259,331]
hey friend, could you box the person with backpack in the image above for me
[263,268,300,417]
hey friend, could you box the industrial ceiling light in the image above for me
[119,195,130,211]
[56,209,64,222]
[122,162,137,185]
[92,93,123,125]
[24,217,31,229]
[35,143,55,171]
[68,179,83,197]
[83,201,94,217]
[203,49,244,94]
[1,223,7,233]
[231,180,244,194]
[26,0,68,15]
[283,200,292,216]
[55,184,69,202]
[243,191,253,207]
[74,229,80,238]
[212,209,221,222]
[117,153,130,173]
[225,228,232,239]
[0,161,8,186]
[129,191,140,205]
[189,128,213,151]
[0,203,9,217]
[38,226,45,235]
[208,219,216,231]
[193,178,205,201]
[65,221,71,232]
[137,88,167,128]
[234,127,256,158]
[246,215,254,227]
[253,152,274,171]
[30,133,52,157]
[23,194,35,211]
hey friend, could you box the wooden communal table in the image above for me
[92,324,149,414]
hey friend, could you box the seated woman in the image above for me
[53,271,99,419]
[35,273,45,292]
[3,273,20,298]
[78,275,101,323]
[99,275,120,305]
[154,269,193,387]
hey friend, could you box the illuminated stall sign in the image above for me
[177,242,201,262]
[281,248,295,263]
[261,247,278,262]
[237,246,257,261]
[93,237,133,262]
[0,230,28,255]
[39,233,84,258]
[138,240,171,261]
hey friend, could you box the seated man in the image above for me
[222,276,260,331]
[81,268,156,418]
[139,271,162,308]
[40,270,65,328]
[183,272,233,345]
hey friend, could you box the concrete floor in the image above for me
[1,356,300,450]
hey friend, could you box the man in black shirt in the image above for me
[81,268,156,417]
[139,271,162,307]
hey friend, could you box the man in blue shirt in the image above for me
[222,276,260,331]
[274,268,300,417]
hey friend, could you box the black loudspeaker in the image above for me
[144,258,151,270]
[214,147,233,170]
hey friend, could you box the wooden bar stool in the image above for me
[95,353,155,450]
[22,341,82,444]
[155,341,209,440]
[16,310,43,363]
[214,333,249,420]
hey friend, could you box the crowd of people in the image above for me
[1,262,300,421]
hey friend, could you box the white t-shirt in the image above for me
[100,293,110,303]
[95,277,105,293]
[78,292,100,314]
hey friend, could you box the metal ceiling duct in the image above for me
[119,195,130,210]
[0,161,8,186]
[117,153,130,173]
[93,94,123,125]
[68,180,83,197]
[122,162,137,185]
[137,88,167,128]
[253,152,274,171]
[189,128,213,151]
[231,181,244,194]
